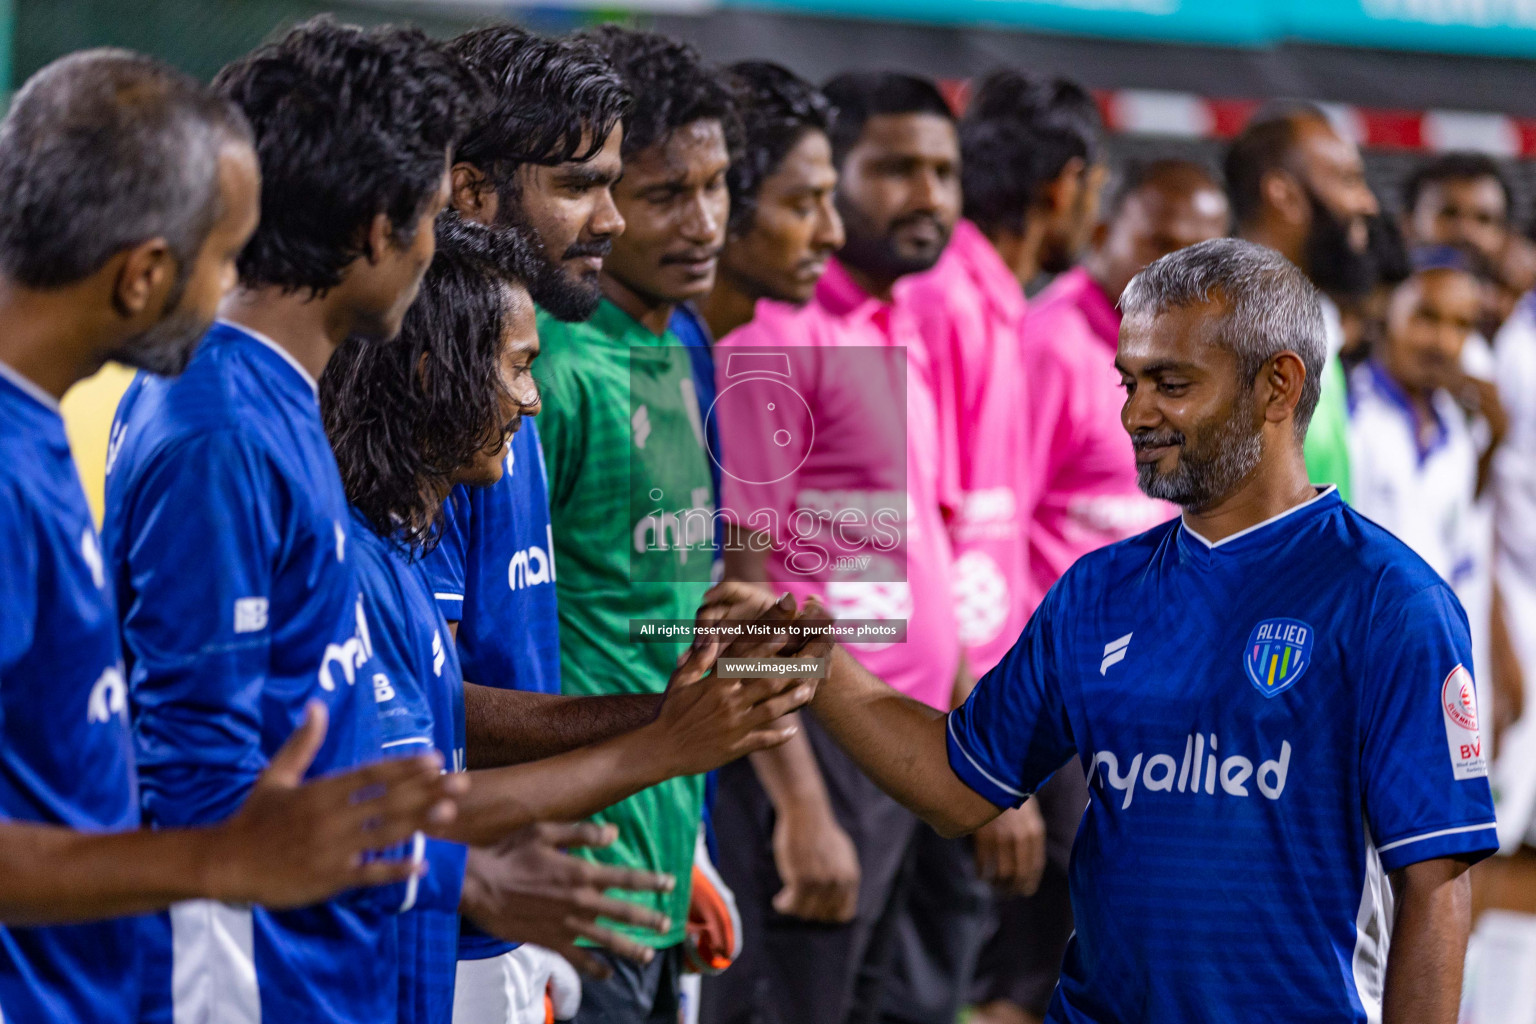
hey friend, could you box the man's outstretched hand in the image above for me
[647,640,814,776]
[204,701,467,908]
[693,583,835,661]
[460,821,676,979]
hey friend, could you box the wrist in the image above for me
[189,824,241,903]
[775,791,837,829]
[458,846,492,917]
[622,720,683,786]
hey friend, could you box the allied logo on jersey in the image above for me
[1244,618,1312,698]
[1441,664,1487,781]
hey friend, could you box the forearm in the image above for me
[809,646,999,837]
[0,821,222,925]
[463,682,661,768]
[1382,859,1473,1024]
[443,722,679,846]
[749,719,833,817]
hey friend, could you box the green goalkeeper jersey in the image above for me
[535,299,715,947]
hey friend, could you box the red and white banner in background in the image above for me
[937,79,1536,156]
[1099,88,1536,156]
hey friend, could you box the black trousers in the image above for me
[969,760,1088,1015]
[876,829,994,1024]
[574,945,686,1024]
[699,716,922,1024]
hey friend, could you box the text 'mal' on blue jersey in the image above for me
[420,422,557,962]
[946,487,1497,1023]
[102,321,417,1024]
[0,362,140,1024]
[350,509,469,1024]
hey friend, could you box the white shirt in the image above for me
[1349,361,1487,676]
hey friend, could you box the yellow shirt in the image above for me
[60,363,134,525]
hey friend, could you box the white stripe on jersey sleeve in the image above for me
[947,714,1029,799]
[1376,821,1498,854]
[433,593,465,602]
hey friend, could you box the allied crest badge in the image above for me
[1245,618,1313,698]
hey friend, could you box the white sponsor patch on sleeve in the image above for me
[1441,664,1488,781]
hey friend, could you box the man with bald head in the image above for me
[1227,104,1380,503]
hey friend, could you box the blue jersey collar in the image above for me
[211,319,320,399]
[0,356,63,416]
[1178,485,1340,559]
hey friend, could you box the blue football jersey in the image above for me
[103,322,404,1024]
[422,421,557,962]
[349,511,469,1024]
[424,422,560,696]
[0,363,141,1024]
[947,488,1497,1023]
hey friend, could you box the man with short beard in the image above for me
[707,237,1497,1024]
[1227,103,1380,503]
[103,21,600,1024]
[0,46,469,1024]
[429,29,647,1019]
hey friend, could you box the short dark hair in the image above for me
[1103,158,1224,221]
[968,69,1103,168]
[1223,101,1329,229]
[725,61,834,236]
[320,215,536,551]
[575,26,736,160]
[821,71,953,166]
[958,69,1103,235]
[449,26,629,191]
[0,49,250,289]
[216,17,481,293]
[1401,151,1514,221]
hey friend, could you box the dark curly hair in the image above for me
[215,17,482,293]
[724,61,834,237]
[320,215,536,552]
[960,70,1103,235]
[574,25,738,160]
[449,26,629,198]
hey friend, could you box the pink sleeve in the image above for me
[713,339,814,541]
[1018,316,1079,522]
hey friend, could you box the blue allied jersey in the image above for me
[349,510,469,1024]
[0,363,141,1024]
[103,321,412,1024]
[421,422,558,962]
[946,487,1498,1023]
[425,422,560,696]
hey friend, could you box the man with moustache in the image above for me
[969,158,1228,1024]
[532,26,734,1022]
[430,29,642,1020]
[1227,104,1380,503]
[710,238,1497,1024]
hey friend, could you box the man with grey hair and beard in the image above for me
[700,237,1498,1023]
